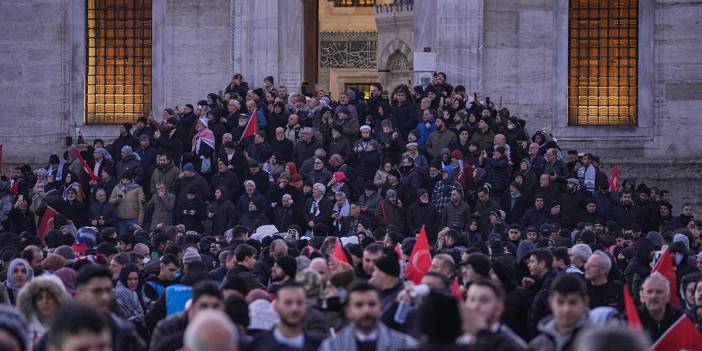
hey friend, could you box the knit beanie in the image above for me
[465,253,491,278]
[374,253,400,278]
[276,255,298,279]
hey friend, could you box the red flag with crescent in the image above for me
[405,226,432,284]
[38,206,58,242]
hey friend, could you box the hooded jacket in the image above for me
[624,237,656,300]
[17,276,70,349]
[529,314,591,351]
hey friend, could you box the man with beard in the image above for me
[637,272,684,343]
[248,283,322,351]
[319,282,416,351]
[269,255,298,287]
[405,189,438,238]
[150,154,180,195]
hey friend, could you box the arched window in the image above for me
[86,0,152,124]
[568,0,638,126]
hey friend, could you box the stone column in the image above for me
[231,0,303,92]
[412,0,437,85]
[278,0,303,92]
[435,0,483,92]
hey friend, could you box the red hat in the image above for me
[450,150,464,159]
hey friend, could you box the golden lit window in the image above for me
[568,0,638,126]
[86,0,152,124]
[331,0,376,7]
[345,83,373,101]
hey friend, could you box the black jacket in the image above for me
[270,138,295,163]
[637,304,684,343]
[527,268,560,339]
[587,279,624,311]
[503,195,530,225]
[247,329,322,351]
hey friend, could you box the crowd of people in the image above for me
[0,71,700,351]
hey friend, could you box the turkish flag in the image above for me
[405,226,432,284]
[451,277,464,302]
[652,248,681,308]
[623,284,643,335]
[609,165,620,192]
[38,206,58,242]
[651,315,702,351]
[240,110,258,141]
[332,238,349,265]
[70,145,98,181]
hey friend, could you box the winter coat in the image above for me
[116,154,144,185]
[271,204,305,232]
[237,193,268,217]
[470,129,495,152]
[9,208,36,235]
[503,195,530,225]
[174,174,210,205]
[209,170,240,202]
[145,193,175,230]
[175,198,207,232]
[527,268,560,339]
[374,199,405,232]
[637,304,684,343]
[89,201,118,229]
[529,314,590,351]
[207,198,237,236]
[612,203,641,228]
[482,155,510,194]
[426,128,457,160]
[304,196,333,226]
[294,138,322,166]
[520,207,547,229]
[109,184,145,223]
[63,200,89,228]
[393,102,419,137]
[270,138,294,163]
[17,276,70,350]
[150,163,180,195]
[406,201,438,239]
[442,200,472,230]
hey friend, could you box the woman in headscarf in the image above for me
[62,187,89,228]
[17,275,70,349]
[192,117,215,176]
[4,258,34,304]
[116,145,144,184]
[29,168,49,215]
[113,264,148,338]
[53,267,77,296]
[60,171,85,203]
[114,264,146,321]
[91,147,114,180]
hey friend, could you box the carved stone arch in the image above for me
[378,38,413,71]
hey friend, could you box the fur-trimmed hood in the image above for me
[16,275,70,320]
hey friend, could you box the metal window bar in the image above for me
[331,0,376,7]
[568,0,638,126]
[86,0,152,124]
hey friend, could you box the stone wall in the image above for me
[231,0,303,93]
[0,0,72,167]
[160,0,231,110]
